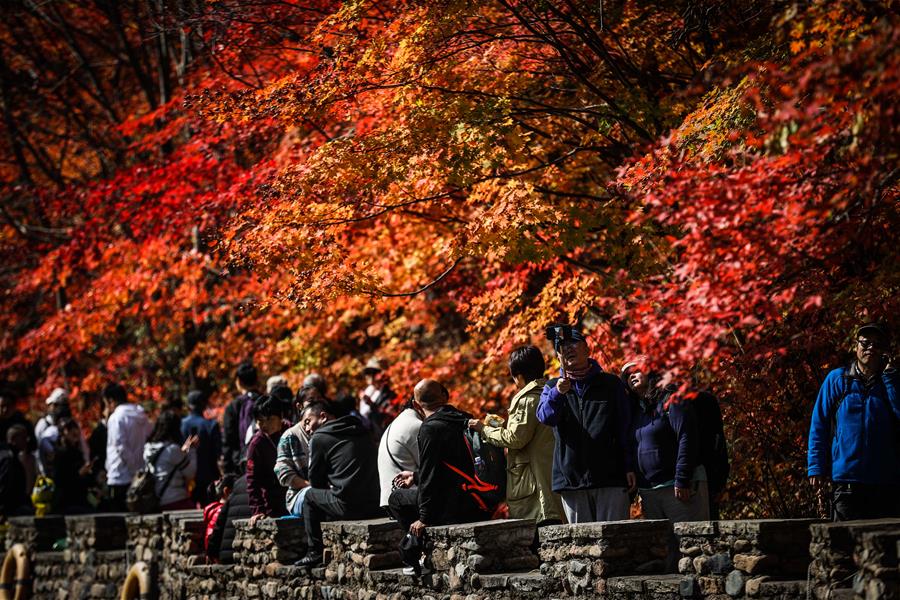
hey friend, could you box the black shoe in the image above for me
[293,554,323,568]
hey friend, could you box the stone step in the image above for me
[476,569,549,596]
[604,574,683,599]
[746,577,810,599]
[367,566,550,599]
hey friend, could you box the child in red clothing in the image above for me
[203,475,236,556]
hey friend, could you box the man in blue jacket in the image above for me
[808,323,899,521]
[537,328,636,523]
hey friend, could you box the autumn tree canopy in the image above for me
[1,0,896,517]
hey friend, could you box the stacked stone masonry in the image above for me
[5,514,900,599]
[5,514,129,600]
[809,518,900,600]
[675,519,820,600]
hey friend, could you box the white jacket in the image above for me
[376,408,421,507]
[143,441,197,507]
[106,403,151,486]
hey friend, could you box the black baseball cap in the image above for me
[857,323,890,344]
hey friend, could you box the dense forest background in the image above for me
[0,0,897,518]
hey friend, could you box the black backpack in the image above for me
[126,446,185,514]
[452,429,506,514]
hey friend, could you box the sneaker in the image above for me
[293,554,323,568]
[402,566,417,576]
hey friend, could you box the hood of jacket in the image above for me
[314,414,369,438]
[424,404,472,426]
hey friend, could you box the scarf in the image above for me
[566,358,600,381]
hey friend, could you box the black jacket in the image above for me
[694,391,730,496]
[53,444,92,513]
[417,405,483,525]
[308,415,379,510]
[208,474,251,564]
[0,442,29,516]
[222,393,251,474]
[538,363,636,492]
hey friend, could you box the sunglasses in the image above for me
[857,338,886,350]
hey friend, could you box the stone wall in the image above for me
[8,514,900,599]
[539,519,670,596]
[6,514,131,600]
[676,519,819,599]
[159,510,206,599]
[233,516,308,574]
[810,518,900,600]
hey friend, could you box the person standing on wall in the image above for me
[808,323,899,520]
[105,383,151,512]
[537,325,636,523]
[469,346,563,525]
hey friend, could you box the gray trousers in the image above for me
[640,481,710,572]
[640,480,710,523]
[560,487,630,523]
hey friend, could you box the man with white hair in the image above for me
[34,388,87,475]
[266,375,288,394]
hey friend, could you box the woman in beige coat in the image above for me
[469,346,564,525]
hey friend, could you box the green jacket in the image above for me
[482,378,563,523]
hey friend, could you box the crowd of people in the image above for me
[0,321,896,575]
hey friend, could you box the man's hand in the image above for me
[249,513,265,527]
[467,419,484,433]
[808,476,828,488]
[181,434,199,453]
[393,471,415,489]
[410,520,426,537]
[556,378,571,395]
[625,472,637,494]
[674,485,692,503]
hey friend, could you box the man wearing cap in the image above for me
[808,323,899,520]
[537,328,636,523]
[359,357,396,436]
[35,388,88,476]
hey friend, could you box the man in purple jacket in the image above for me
[537,328,636,523]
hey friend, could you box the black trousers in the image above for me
[107,484,130,512]
[832,483,900,521]
[303,488,381,555]
[387,487,419,532]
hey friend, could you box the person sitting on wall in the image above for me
[293,401,381,567]
[377,397,422,511]
[246,395,288,519]
[388,379,488,573]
